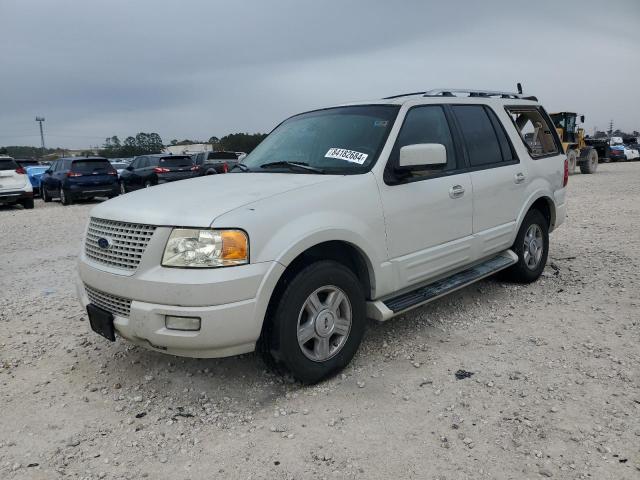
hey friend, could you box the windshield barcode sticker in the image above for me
[325,148,368,164]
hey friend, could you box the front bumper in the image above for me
[77,251,284,358]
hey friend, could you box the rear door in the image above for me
[0,158,26,192]
[450,105,526,258]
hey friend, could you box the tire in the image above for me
[41,187,51,203]
[566,149,577,174]
[21,197,34,209]
[205,169,217,175]
[503,209,549,284]
[144,180,152,188]
[579,148,598,174]
[261,260,366,384]
[60,188,73,205]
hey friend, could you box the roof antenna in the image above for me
[516,83,523,95]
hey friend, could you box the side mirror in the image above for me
[580,115,585,123]
[398,143,447,169]
[126,165,134,171]
[45,169,52,174]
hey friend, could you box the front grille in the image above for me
[85,284,131,318]
[85,217,156,271]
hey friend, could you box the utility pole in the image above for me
[35,116,46,157]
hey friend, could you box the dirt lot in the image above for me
[1,163,639,480]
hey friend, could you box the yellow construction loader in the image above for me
[549,112,598,174]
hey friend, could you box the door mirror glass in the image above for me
[398,143,447,169]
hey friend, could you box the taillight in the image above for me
[190,165,199,171]
[154,167,170,173]
[108,170,117,176]
[15,167,26,175]
[223,163,228,173]
[67,171,82,177]
[563,158,569,187]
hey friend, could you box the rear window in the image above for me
[207,152,238,160]
[71,160,113,173]
[505,107,560,158]
[158,156,193,167]
[0,158,19,170]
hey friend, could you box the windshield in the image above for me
[242,105,399,174]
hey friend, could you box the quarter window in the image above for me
[506,107,560,157]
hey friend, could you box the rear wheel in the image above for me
[41,187,51,202]
[261,260,366,384]
[579,148,598,174]
[60,188,73,205]
[503,209,549,284]
[120,182,126,194]
[144,180,152,188]
[566,149,577,174]
[205,169,217,175]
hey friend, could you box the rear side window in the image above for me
[451,105,503,167]
[0,158,18,170]
[159,156,193,167]
[71,160,112,173]
[506,107,560,157]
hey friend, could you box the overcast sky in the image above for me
[1,0,639,149]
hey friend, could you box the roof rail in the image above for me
[383,91,427,99]
[423,88,538,101]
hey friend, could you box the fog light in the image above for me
[165,315,201,331]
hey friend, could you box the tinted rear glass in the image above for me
[0,159,19,170]
[159,156,193,167]
[207,152,238,160]
[71,160,113,173]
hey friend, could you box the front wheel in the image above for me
[503,209,549,283]
[120,182,127,194]
[579,149,598,174]
[261,260,366,384]
[144,180,152,188]
[41,187,51,202]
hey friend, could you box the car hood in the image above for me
[90,173,332,227]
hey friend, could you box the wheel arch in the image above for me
[516,192,556,235]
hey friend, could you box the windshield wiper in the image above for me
[230,163,250,172]
[260,161,325,174]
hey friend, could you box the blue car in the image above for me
[40,157,120,205]
[16,160,49,196]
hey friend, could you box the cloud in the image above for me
[1,0,639,148]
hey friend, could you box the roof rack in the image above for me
[423,88,538,101]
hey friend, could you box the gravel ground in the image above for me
[1,163,639,480]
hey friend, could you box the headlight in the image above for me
[162,228,248,268]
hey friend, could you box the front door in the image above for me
[376,105,474,291]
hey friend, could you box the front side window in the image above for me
[386,105,458,182]
[506,107,560,157]
[242,105,399,174]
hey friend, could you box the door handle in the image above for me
[514,172,526,184]
[449,184,465,199]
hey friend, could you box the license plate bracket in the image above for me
[87,304,115,341]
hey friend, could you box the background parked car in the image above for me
[16,159,49,196]
[109,161,130,177]
[0,156,34,209]
[609,145,627,161]
[40,157,119,205]
[191,151,242,175]
[119,154,198,192]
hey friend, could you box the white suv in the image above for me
[77,89,567,383]
[0,156,34,209]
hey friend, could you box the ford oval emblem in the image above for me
[97,237,112,250]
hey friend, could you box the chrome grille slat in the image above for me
[85,284,131,318]
[85,217,156,271]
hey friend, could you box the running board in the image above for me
[366,250,518,321]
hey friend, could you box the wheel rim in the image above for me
[60,189,65,203]
[523,224,543,270]
[297,285,352,362]
[120,182,125,194]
